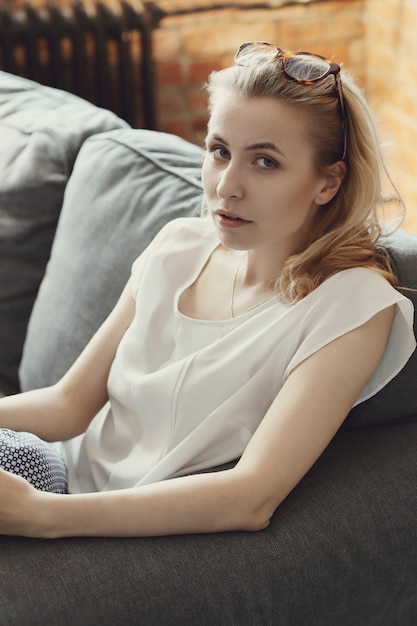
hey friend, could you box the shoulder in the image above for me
[295,266,414,344]
[292,267,413,338]
[130,216,217,296]
[154,216,216,246]
[314,267,406,307]
[283,266,415,385]
[132,217,215,269]
[322,267,392,290]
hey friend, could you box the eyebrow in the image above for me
[246,141,286,157]
[208,135,286,158]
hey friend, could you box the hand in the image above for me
[0,468,44,537]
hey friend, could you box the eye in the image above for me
[209,146,231,160]
[256,156,278,169]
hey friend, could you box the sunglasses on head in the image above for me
[234,41,347,161]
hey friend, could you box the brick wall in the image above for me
[365,0,417,233]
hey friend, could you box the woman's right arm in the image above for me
[0,278,136,442]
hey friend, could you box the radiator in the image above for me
[0,0,160,129]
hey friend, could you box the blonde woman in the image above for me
[0,42,415,538]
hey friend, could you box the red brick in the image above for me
[192,116,210,146]
[188,58,225,84]
[156,61,185,86]
[186,88,209,114]
[152,29,182,62]
[160,119,192,141]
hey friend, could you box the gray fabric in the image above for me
[0,420,416,625]
[0,71,128,389]
[345,227,417,428]
[0,374,18,398]
[20,129,204,391]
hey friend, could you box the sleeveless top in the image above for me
[60,217,416,493]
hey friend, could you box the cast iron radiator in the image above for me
[0,0,160,128]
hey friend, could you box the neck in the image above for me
[230,250,280,318]
[239,249,284,289]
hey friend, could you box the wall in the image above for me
[365,0,417,233]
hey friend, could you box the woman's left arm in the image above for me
[0,306,395,539]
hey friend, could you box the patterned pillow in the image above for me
[0,429,67,493]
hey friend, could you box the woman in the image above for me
[0,42,415,538]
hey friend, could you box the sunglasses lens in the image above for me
[235,42,278,65]
[284,55,330,81]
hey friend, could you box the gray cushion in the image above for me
[0,71,128,389]
[345,227,417,427]
[20,129,204,391]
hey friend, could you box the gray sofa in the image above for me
[0,71,416,626]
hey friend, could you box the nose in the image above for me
[216,161,244,200]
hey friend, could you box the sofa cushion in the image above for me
[345,227,417,427]
[20,129,204,391]
[0,420,416,624]
[0,71,128,389]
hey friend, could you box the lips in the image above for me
[214,210,251,230]
[215,209,250,223]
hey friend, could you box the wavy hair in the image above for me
[205,60,402,303]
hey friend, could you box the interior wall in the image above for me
[365,0,417,233]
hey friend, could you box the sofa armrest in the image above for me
[0,420,416,624]
[0,374,19,398]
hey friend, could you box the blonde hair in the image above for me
[205,61,400,303]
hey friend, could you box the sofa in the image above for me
[0,70,416,626]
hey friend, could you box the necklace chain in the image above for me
[230,262,240,319]
[230,257,275,319]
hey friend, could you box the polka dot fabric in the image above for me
[0,429,67,493]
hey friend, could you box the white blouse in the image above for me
[60,218,416,493]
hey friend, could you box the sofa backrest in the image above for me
[345,228,417,427]
[0,71,128,389]
[19,129,204,390]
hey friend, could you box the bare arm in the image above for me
[0,305,395,538]
[0,279,136,442]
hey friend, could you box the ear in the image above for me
[315,161,346,206]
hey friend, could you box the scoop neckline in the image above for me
[175,237,279,324]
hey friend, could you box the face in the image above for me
[202,90,335,260]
